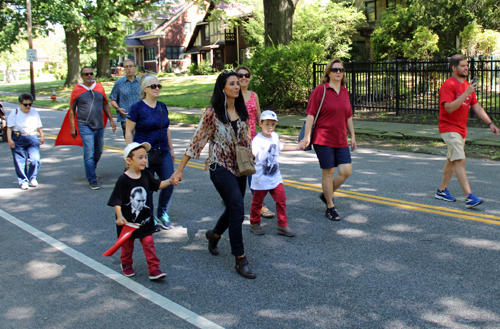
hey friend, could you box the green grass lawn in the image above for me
[0,75,217,109]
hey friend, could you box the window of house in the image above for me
[204,25,209,41]
[144,22,152,31]
[184,22,191,35]
[145,47,156,61]
[166,47,185,59]
[365,1,376,22]
[387,0,396,7]
[127,50,134,60]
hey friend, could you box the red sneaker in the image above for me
[149,269,167,280]
[121,264,135,277]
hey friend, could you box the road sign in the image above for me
[27,49,37,62]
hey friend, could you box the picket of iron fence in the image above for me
[312,58,500,118]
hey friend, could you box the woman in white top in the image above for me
[7,93,44,190]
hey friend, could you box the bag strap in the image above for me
[157,103,163,150]
[228,119,240,147]
[312,84,326,127]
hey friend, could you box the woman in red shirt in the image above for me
[300,59,356,221]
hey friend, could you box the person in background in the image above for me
[170,70,256,279]
[236,65,275,218]
[6,93,44,190]
[126,74,175,230]
[300,59,356,221]
[68,66,117,190]
[109,59,141,138]
[434,54,499,208]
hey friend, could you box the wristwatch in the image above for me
[489,122,495,126]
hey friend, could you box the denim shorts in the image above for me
[313,145,351,169]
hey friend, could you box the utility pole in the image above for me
[27,0,36,100]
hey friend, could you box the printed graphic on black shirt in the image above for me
[263,144,279,176]
[128,186,151,226]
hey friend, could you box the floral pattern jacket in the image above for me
[185,107,252,177]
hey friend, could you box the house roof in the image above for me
[125,36,145,47]
[129,1,197,39]
[185,2,253,51]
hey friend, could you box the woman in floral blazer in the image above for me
[171,70,256,279]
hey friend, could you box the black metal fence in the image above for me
[313,57,500,118]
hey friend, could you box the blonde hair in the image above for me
[320,59,346,86]
[139,74,158,99]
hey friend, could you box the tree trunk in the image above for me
[263,0,298,47]
[96,35,111,78]
[64,27,81,87]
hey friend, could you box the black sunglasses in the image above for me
[331,68,345,73]
[22,103,33,107]
[222,70,237,75]
[238,73,251,78]
[146,84,162,90]
[82,72,94,76]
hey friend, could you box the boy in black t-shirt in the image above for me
[108,142,178,280]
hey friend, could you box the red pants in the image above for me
[120,235,160,274]
[250,183,288,227]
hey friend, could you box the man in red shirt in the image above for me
[435,54,498,208]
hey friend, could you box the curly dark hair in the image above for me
[210,70,248,124]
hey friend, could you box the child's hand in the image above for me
[169,177,179,186]
[115,216,126,226]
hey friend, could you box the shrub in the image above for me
[187,60,214,75]
[246,40,324,110]
[187,63,199,75]
[198,60,214,75]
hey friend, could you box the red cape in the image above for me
[55,82,109,146]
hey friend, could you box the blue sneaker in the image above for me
[466,193,484,209]
[435,188,456,202]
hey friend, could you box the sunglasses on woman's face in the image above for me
[146,84,162,90]
[238,73,251,78]
[22,103,33,107]
[331,68,345,73]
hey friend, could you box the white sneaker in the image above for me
[20,183,29,190]
[29,179,38,187]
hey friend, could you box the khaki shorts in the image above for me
[441,132,466,161]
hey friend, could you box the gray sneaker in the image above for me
[89,181,100,190]
[250,224,265,235]
[277,226,297,237]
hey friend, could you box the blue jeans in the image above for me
[10,134,41,185]
[210,164,247,257]
[78,124,104,183]
[145,149,174,221]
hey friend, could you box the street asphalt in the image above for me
[2,102,500,328]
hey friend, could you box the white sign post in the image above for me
[27,49,37,62]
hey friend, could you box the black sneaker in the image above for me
[89,181,100,190]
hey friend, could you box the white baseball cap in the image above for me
[124,142,151,161]
[260,110,278,122]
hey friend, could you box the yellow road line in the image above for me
[47,135,498,225]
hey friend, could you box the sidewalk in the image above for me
[2,90,499,147]
[168,108,500,147]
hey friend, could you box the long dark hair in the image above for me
[210,70,248,124]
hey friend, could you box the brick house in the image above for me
[343,0,406,59]
[124,1,208,73]
[184,2,253,71]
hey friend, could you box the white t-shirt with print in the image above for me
[251,132,284,191]
[7,108,42,134]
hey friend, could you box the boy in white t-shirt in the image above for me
[249,110,301,237]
